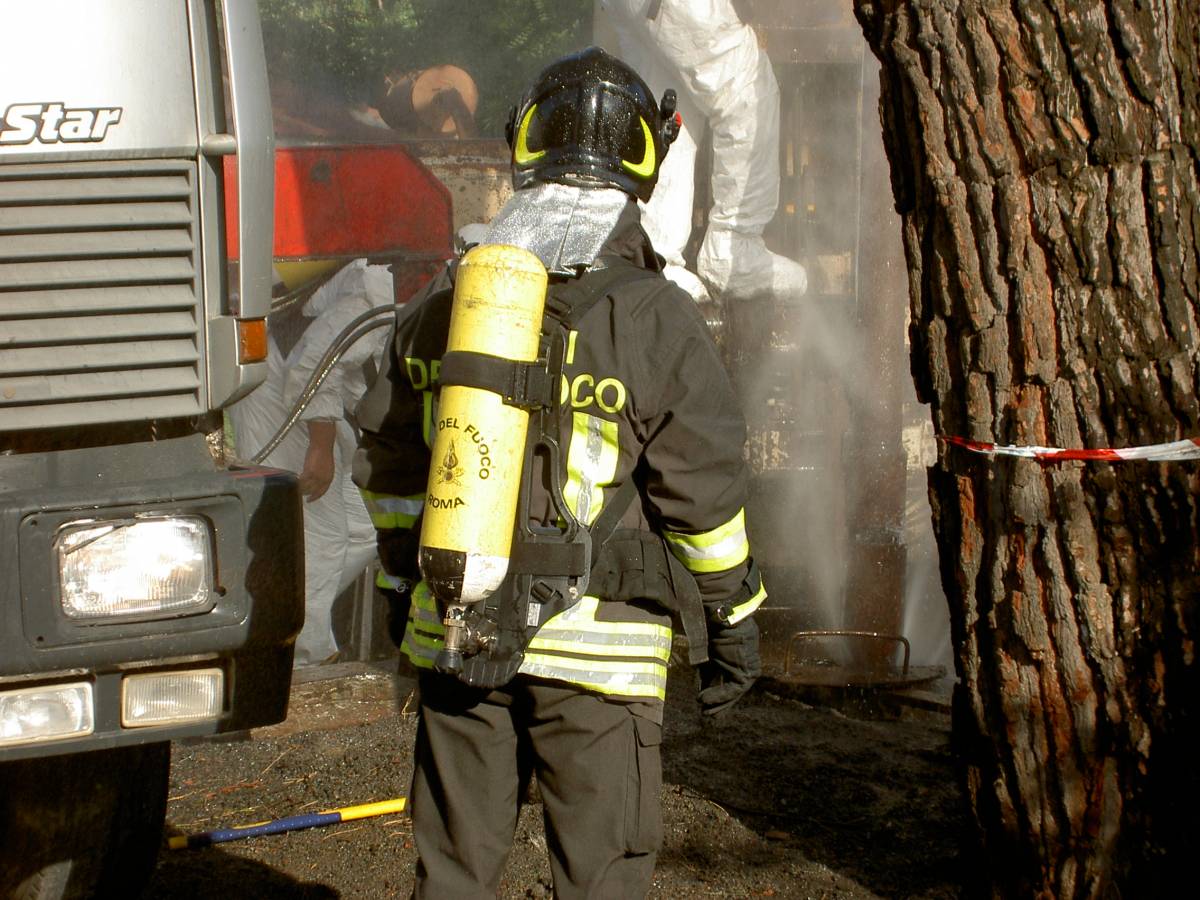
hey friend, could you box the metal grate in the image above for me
[0,159,204,431]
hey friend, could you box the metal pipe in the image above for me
[784,629,912,676]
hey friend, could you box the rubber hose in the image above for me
[250,305,396,463]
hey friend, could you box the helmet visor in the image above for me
[514,83,655,179]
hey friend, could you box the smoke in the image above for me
[740,49,953,676]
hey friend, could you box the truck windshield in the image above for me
[257,0,593,146]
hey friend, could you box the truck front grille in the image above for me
[0,159,204,431]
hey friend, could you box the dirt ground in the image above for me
[145,663,965,899]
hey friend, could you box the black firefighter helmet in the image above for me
[505,46,681,203]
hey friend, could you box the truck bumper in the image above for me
[0,458,303,762]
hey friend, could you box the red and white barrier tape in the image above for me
[941,435,1200,462]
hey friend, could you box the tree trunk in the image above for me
[852,1,1200,896]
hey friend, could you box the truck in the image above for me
[0,2,303,896]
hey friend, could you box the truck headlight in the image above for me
[122,668,224,727]
[0,682,94,747]
[56,517,215,620]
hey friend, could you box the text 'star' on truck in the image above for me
[0,3,293,897]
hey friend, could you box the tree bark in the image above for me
[852,1,1200,896]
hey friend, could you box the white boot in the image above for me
[698,228,807,303]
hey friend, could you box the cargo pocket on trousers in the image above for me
[623,715,663,854]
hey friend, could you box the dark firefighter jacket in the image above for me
[352,204,765,703]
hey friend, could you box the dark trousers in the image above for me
[410,673,662,899]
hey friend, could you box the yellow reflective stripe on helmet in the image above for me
[530,596,671,660]
[520,653,666,700]
[664,508,751,573]
[514,104,547,165]
[563,412,620,525]
[725,580,767,626]
[361,489,425,530]
[620,117,656,179]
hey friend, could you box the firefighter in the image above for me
[353,47,765,898]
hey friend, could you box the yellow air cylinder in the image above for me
[418,243,548,605]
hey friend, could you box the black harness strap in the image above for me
[589,531,710,665]
[547,257,662,328]
[526,260,657,572]
[438,350,555,411]
[437,259,658,411]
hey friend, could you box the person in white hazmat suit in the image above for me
[597,0,806,303]
[228,259,393,666]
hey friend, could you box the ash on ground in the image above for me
[147,665,964,899]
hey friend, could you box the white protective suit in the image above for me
[597,0,806,303]
[228,259,393,666]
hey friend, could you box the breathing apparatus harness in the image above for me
[430,257,709,689]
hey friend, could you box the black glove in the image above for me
[697,616,761,716]
[380,583,414,647]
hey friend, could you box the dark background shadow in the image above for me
[660,666,968,898]
[145,832,340,900]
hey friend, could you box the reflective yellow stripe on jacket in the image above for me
[377,570,407,590]
[525,596,671,699]
[400,589,671,701]
[360,488,424,530]
[563,411,619,527]
[664,508,764,625]
[663,508,750,573]
[400,583,445,666]
[361,489,424,590]
[726,578,767,625]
